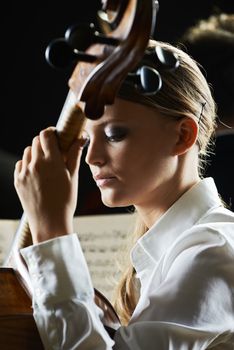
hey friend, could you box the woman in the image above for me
[14,41,234,349]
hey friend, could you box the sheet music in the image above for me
[0,220,19,264]
[0,213,135,300]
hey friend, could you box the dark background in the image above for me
[1,0,234,218]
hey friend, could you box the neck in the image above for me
[135,153,200,229]
[136,181,198,229]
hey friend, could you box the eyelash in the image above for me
[84,128,127,148]
[105,127,128,143]
[105,132,126,142]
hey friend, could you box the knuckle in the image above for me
[30,160,40,173]
[40,128,52,138]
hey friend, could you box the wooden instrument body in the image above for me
[0,268,43,349]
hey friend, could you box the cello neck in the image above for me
[56,90,86,152]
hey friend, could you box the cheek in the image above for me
[104,134,174,186]
[99,154,176,207]
[122,144,176,190]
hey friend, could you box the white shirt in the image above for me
[21,178,234,349]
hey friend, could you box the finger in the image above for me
[39,127,61,159]
[14,160,22,191]
[21,146,32,175]
[14,159,23,176]
[31,135,43,162]
[66,138,85,176]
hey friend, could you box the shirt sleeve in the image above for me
[20,234,115,350]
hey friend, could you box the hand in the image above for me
[14,127,84,243]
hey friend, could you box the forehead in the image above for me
[84,98,161,131]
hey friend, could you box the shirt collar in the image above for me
[131,177,222,272]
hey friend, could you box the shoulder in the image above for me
[161,216,234,281]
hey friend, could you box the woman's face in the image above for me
[84,98,180,208]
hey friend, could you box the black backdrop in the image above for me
[1,0,234,218]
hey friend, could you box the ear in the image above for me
[173,117,198,156]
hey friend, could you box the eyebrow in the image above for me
[84,119,128,133]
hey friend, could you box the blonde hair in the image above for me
[113,40,217,325]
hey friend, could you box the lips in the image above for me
[93,174,116,187]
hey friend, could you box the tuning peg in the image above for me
[147,46,179,71]
[156,46,179,70]
[127,65,162,95]
[65,23,119,51]
[45,38,96,69]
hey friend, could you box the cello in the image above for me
[0,1,158,348]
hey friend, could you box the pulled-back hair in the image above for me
[113,40,217,325]
[118,40,217,176]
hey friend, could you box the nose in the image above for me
[85,138,106,167]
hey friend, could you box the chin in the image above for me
[101,192,131,208]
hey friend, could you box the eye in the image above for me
[105,126,128,142]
